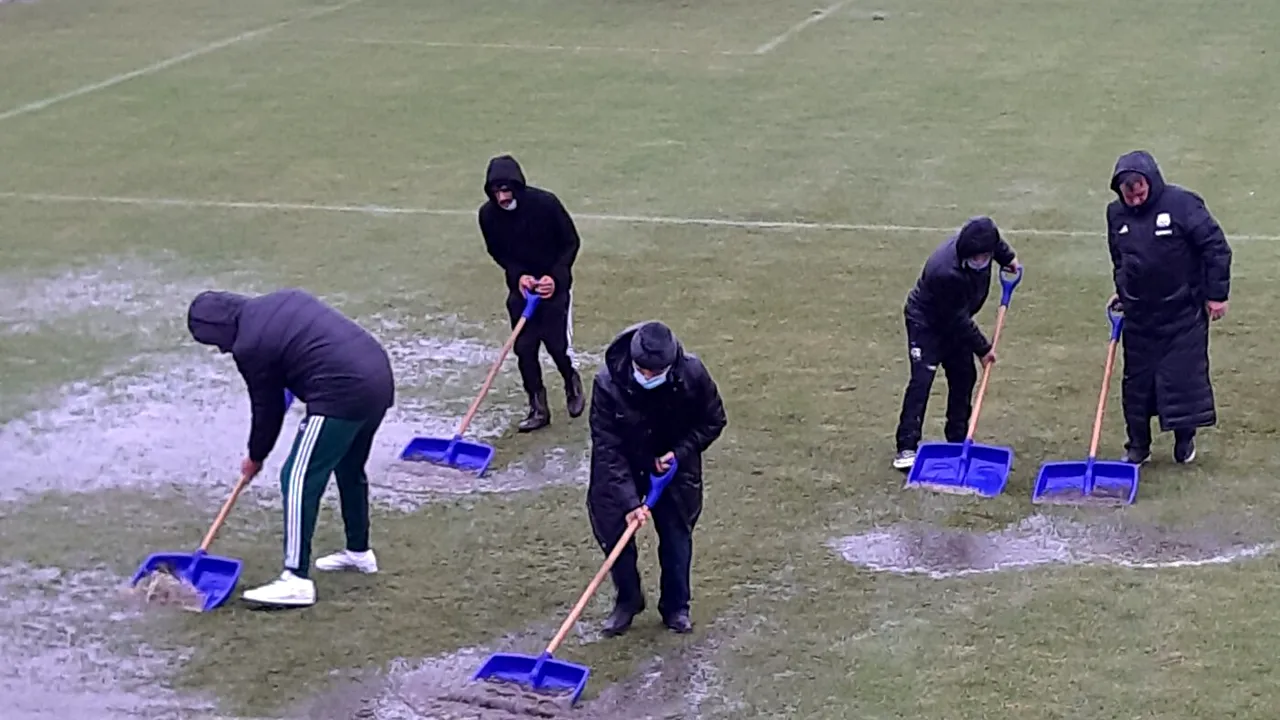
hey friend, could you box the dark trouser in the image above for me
[589,493,695,618]
[1125,419,1196,453]
[279,411,385,579]
[506,289,576,394]
[895,320,978,452]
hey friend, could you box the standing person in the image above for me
[586,321,727,636]
[893,216,1022,471]
[479,154,584,433]
[1106,150,1232,464]
[186,288,395,608]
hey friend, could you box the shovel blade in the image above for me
[472,651,590,706]
[130,551,243,612]
[1032,459,1139,505]
[399,436,495,476]
[905,441,1013,497]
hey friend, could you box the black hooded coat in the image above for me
[586,323,727,535]
[187,289,395,463]
[903,217,1017,357]
[1106,150,1232,431]
[478,155,581,298]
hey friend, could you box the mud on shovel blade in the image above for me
[400,294,541,476]
[471,459,680,706]
[1032,304,1139,505]
[129,472,252,611]
[905,266,1021,497]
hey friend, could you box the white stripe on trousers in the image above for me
[565,288,576,364]
[285,415,325,570]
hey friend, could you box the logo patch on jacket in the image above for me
[1118,225,1129,234]
[1156,213,1171,228]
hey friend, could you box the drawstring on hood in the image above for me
[187,290,248,353]
[484,154,528,211]
[1109,150,1167,211]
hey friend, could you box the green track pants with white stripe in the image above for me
[280,411,385,579]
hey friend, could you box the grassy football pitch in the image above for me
[2,0,1279,717]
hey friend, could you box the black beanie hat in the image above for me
[955,216,1001,259]
[630,321,678,371]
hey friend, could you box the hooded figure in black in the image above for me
[1106,150,1232,465]
[586,321,727,636]
[478,154,584,433]
[893,216,1021,471]
[187,289,395,608]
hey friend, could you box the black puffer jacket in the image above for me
[187,289,395,462]
[1106,150,1232,430]
[478,155,581,297]
[586,323,727,529]
[904,217,1016,356]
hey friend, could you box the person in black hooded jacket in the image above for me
[187,288,395,608]
[1106,150,1232,465]
[478,154,584,433]
[586,321,727,636]
[893,216,1022,471]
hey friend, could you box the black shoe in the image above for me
[517,389,550,433]
[565,371,585,419]
[662,609,692,634]
[1174,437,1197,464]
[1121,448,1151,465]
[602,601,644,637]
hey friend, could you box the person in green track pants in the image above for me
[187,288,396,608]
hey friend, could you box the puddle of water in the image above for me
[829,514,1276,578]
[0,563,216,720]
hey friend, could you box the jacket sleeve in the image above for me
[1183,193,1232,302]
[1106,204,1123,297]
[235,354,287,463]
[588,377,642,510]
[671,361,728,467]
[549,199,581,289]
[993,238,1016,268]
[479,208,529,291]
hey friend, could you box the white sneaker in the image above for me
[241,571,316,607]
[314,549,379,574]
[892,450,917,471]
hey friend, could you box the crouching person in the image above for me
[586,321,727,636]
[187,288,395,608]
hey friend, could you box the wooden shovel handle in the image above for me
[1087,339,1121,458]
[544,515,645,655]
[453,314,531,438]
[199,471,254,552]
[966,304,1008,441]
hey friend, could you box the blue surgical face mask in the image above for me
[964,256,991,271]
[633,366,668,390]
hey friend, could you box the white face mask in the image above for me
[499,197,517,211]
[632,365,669,390]
[964,257,991,271]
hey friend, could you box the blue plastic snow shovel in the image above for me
[400,293,541,476]
[1032,304,1139,505]
[905,266,1023,497]
[129,471,253,612]
[471,458,681,706]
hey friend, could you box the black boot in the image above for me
[601,599,645,637]
[662,609,692,634]
[517,389,550,433]
[565,371,585,418]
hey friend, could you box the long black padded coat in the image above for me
[1106,150,1232,432]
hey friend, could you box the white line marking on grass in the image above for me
[0,190,1277,241]
[334,37,750,57]
[0,1,362,123]
[754,0,852,55]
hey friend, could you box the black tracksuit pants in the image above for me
[505,289,576,394]
[588,491,695,618]
[895,319,978,452]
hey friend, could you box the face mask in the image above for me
[499,197,517,211]
[633,367,668,390]
[964,257,991,271]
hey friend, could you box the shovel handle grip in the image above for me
[544,517,643,655]
[199,472,253,552]
[454,294,541,437]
